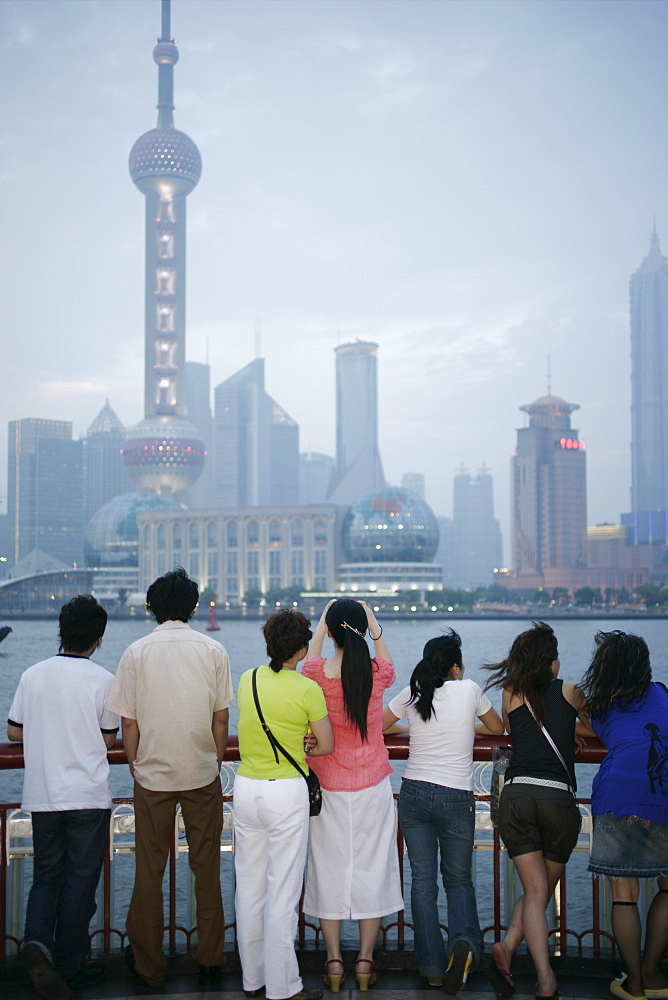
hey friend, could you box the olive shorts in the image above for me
[499,783,581,864]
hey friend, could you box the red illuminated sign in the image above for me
[559,438,585,450]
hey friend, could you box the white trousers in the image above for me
[233,774,309,1000]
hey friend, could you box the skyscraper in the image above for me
[83,401,130,526]
[401,473,425,500]
[452,465,503,589]
[122,0,205,498]
[630,228,668,513]
[213,359,299,507]
[8,419,84,568]
[185,361,214,507]
[299,452,335,505]
[512,395,587,576]
[326,340,386,504]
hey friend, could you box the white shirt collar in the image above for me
[153,620,191,631]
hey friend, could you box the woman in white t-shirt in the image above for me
[382,630,503,995]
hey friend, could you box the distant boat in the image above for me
[0,626,12,644]
[206,603,220,631]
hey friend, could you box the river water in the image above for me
[2,615,666,948]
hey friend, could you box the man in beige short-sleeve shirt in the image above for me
[106,568,233,989]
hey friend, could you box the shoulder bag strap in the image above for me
[523,698,573,788]
[251,668,307,779]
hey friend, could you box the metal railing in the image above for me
[0,735,628,964]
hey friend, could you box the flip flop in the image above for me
[487,942,515,996]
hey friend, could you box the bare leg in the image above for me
[319,918,343,964]
[494,857,564,978]
[357,917,382,962]
[642,879,668,991]
[512,852,562,997]
[610,878,643,997]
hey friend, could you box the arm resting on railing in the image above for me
[0,733,608,769]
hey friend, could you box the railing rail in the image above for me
[1,735,625,965]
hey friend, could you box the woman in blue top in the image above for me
[581,630,668,1000]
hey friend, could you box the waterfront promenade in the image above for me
[1,960,619,999]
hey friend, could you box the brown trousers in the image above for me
[126,776,225,986]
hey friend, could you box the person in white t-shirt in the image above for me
[7,595,119,1000]
[106,568,233,990]
[382,630,503,995]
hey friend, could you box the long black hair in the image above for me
[408,630,462,722]
[580,630,651,720]
[484,621,558,725]
[326,598,373,741]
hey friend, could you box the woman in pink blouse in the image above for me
[302,599,403,992]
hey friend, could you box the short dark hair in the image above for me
[145,567,199,624]
[59,595,107,653]
[262,610,312,672]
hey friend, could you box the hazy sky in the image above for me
[2,0,667,561]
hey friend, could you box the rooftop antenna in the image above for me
[205,334,210,366]
[546,356,552,396]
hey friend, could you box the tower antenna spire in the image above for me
[161,0,171,41]
[546,356,552,395]
[154,0,177,129]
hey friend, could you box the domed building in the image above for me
[85,491,180,602]
[85,491,180,567]
[338,487,443,596]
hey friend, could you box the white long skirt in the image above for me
[303,776,404,920]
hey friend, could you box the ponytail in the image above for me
[408,630,462,722]
[326,598,373,740]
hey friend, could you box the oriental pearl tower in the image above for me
[122,0,205,498]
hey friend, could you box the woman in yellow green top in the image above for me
[234,609,334,1000]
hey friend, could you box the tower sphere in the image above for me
[123,415,205,496]
[153,40,178,65]
[129,128,201,192]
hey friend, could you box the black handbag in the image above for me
[251,668,322,817]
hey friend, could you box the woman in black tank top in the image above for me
[484,622,593,1000]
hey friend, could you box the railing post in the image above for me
[0,807,7,961]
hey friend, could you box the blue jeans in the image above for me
[24,809,111,977]
[398,779,481,977]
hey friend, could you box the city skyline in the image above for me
[2,0,667,554]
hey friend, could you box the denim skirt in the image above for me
[588,812,668,877]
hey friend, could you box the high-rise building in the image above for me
[326,341,386,504]
[630,228,668,512]
[185,361,214,507]
[401,473,425,500]
[512,395,587,576]
[452,465,503,589]
[122,0,205,498]
[8,419,84,568]
[213,359,299,507]
[299,452,335,505]
[83,401,130,526]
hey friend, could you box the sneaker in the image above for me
[65,963,106,990]
[442,940,474,995]
[21,944,72,1000]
